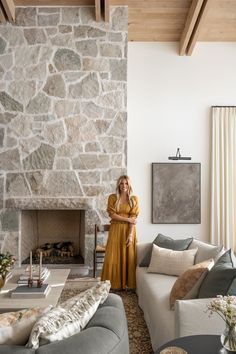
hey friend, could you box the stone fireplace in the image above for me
[0,6,128,267]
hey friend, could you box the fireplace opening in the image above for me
[20,210,85,265]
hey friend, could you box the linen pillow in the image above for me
[188,238,223,264]
[147,244,198,276]
[139,233,193,267]
[27,280,111,349]
[198,249,236,298]
[169,259,214,310]
[0,306,52,345]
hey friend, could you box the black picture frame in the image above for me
[152,163,201,224]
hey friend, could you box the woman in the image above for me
[101,175,139,290]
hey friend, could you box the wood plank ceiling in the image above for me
[1,0,236,55]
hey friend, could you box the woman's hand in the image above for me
[128,217,137,225]
[126,234,133,247]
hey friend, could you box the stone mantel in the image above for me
[5,198,95,210]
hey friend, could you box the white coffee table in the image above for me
[0,268,70,312]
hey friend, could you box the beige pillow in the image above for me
[27,280,111,349]
[169,259,214,310]
[0,306,52,345]
[188,238,223,264]
[147,244,198,276]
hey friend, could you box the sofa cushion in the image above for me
[139,234,193,267]
[188,238,223,264]
[0,306,52,346]
[198,249,236,298]
[169,259,214,309]
[147,244,197,276]
[136,267,177,350]
[27,281,110,349]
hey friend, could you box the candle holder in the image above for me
[37,278,43,288]
[28,250,33,288]
[28,278,33,288]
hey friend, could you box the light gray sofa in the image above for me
[136,241,225,352]
[0,293,129,354]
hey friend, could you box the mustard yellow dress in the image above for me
[101,194,140,289]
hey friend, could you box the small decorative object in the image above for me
[207,295,236,351]
[160,347,187,354]
[0,252,15,290]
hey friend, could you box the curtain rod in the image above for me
[211,105,236,108]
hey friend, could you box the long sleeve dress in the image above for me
[101,194,140,289]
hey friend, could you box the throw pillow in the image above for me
[139,233,193,267]
[0,306,52,345]
[147,244,198,276]
[188,238,223,264]
[27,280,111,349]
[198,249,236,298]
[169,259,214,310]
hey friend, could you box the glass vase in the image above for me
[221,325,236,352]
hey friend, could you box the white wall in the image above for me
[128,42,236,243]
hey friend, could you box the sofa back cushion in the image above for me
[147,244,197,276]
[188,238,223,264]
[198,249,236,298]
[139,234,193,267]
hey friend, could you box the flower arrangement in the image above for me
[0,252,15,279]
[207,295,236,351]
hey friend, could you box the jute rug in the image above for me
[58,279,153,354]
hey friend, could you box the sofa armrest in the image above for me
[136,242,152,266]
[175,298,224,338]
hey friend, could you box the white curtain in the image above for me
[210,107,236,252]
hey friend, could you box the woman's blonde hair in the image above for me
[115,175,134,211]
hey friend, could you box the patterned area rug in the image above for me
[58,280,153,354]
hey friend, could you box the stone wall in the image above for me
[0,6,128,266]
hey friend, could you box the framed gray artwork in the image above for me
[152,163,201,224]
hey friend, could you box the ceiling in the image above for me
[0,0,236,55]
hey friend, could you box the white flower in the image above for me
[207,295,236,327]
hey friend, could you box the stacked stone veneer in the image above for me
[0,6,127,267]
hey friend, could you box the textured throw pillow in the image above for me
[188,238,223,264]
[139,233,193,267]
[27,281,111,349]
[0,306,52,345]
[147,244,197,276]
[198,249,236,298]
[169,259,214,310]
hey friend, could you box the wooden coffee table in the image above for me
[0,268,70,312]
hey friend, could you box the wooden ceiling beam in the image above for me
[0,3,7,23]
[104,0,109,22]
[186,0,213,55]
[1,0,15,22]
[95,0,101,21]
[179,0,204,56]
